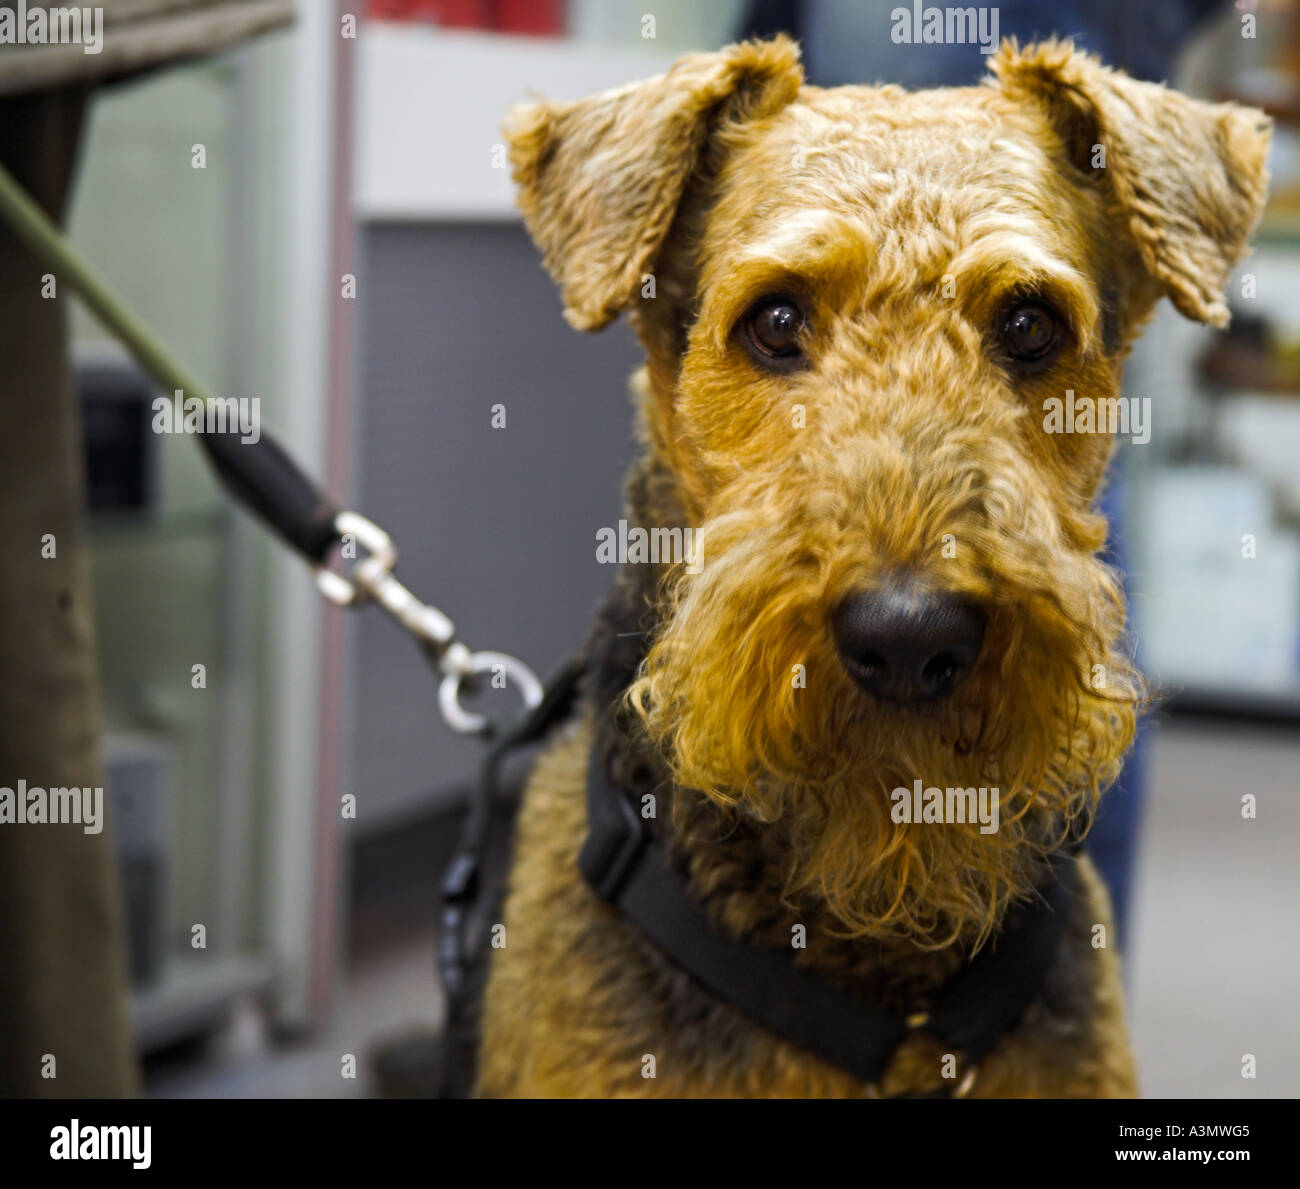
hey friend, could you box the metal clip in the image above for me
[315,511,542,734]
[437,642,543,736]
[315,511,455,649]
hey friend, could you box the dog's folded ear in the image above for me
[993,39,1271,329]
[504,36,803,331]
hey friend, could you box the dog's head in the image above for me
[507,38,1270,943]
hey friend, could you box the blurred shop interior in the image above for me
[15,0,1300,1095]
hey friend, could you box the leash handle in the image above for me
[198,429,340,564]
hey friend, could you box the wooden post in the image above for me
[0,87,138,1097]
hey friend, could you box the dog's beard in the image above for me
[627,475,1144,947]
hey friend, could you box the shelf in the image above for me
[87,505,229,544]
[130,953,275,1054]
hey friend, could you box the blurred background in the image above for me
[1,0,1297,1098]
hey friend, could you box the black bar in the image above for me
[0,1097,1290,1174]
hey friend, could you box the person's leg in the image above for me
[1089,473,1147,955]
[1085,704,1147,954]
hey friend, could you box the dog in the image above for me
[474,37,1270,1097]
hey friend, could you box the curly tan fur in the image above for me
[477,37,1270,1098]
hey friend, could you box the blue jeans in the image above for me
[1090,476,1146,953]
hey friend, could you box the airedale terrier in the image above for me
[476,37,1270,1097]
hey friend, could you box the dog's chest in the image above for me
[475,719,1135,1098]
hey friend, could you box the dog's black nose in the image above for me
[832,580,986,704]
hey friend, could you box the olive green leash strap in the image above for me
[0,157,214,408]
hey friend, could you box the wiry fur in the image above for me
[477,37,1270,1097]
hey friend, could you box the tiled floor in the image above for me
[146,718,1300,1098]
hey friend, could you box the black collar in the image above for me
[579,746,1078,1096]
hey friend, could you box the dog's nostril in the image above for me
[923,651,959,688]
[832,578,986,705]
[855,648,887,672]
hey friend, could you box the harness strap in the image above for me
[433,656,586,1097]
[581,764,908,1082]
[922,853,1076,1067]
[580,750,1079,1093]
[439,655,586,1002]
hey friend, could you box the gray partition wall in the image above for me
[348,221,643,831]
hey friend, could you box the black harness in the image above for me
[439,657,1079,1097]
[580,749,1077,1095]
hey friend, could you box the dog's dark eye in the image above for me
[1000,301,1062,365]
[741,297,806,369]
